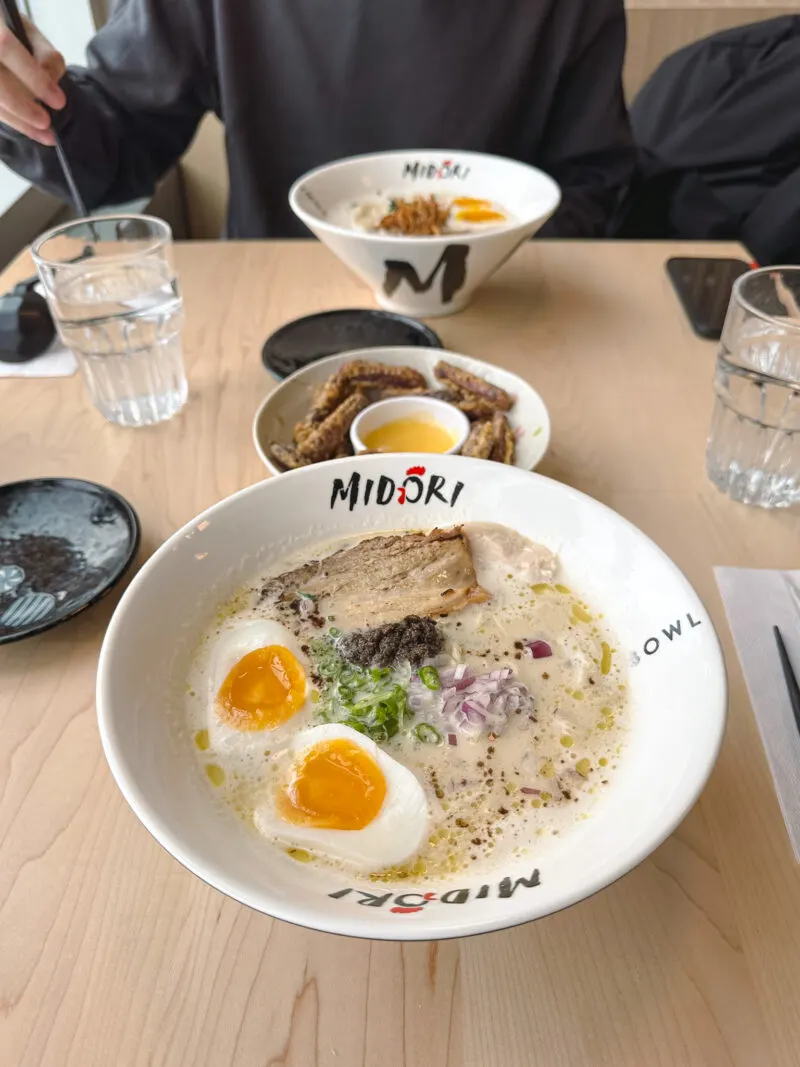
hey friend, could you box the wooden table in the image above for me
[1,239,799,1067]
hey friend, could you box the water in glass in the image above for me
[707,269,800,508]
[54,257,187,427]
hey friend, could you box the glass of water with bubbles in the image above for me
[32,214,187,427]
[707,266,800,508]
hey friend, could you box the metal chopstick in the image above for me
[0,0,96,231]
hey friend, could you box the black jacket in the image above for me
[614,16,800,264]
[0,0,634,239]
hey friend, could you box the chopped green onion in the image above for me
[308,635,413,743]
[414,723,442,744]
[298,591,317,601]
[419,666,441,691]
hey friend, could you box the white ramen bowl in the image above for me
[289,150,561,317]
[253,345,551,476]
[97,457,727,941]
[349,396,471,455]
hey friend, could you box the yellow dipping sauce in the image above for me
[363,416,457,454]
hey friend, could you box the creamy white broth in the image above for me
[185,524,628,883]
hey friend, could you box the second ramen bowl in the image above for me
[289,150,561,317]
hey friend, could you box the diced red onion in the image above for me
[439,666,475,691]
[448,733,458,746]
[437,666,532,740]
[525,640,553,659]
[521,787,540,795]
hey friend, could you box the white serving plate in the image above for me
[253,346,551,475]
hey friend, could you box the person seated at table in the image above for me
[0,0,635,240]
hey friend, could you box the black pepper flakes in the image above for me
[498,806,509,816]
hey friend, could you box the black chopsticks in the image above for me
[774,625,800,737]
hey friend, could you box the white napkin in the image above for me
[715,567,800,861]
[0,336,77,378]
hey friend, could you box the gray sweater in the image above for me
[0,0,635,239]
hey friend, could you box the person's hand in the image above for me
[0,17,66,145]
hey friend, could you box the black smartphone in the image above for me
[666,256,752,340]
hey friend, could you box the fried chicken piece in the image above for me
[427,387,462,403]
[461,420,494,459]
[489,411,516,465]
[294,373,354,443]
[377,386,465,404]
[293,419,314,446]
[452,395,500,421]
[338,360,427,391]
[269,442,310,471]
[297,392,369,463]
[434,360,514,412]
[378,386,430,400]
[378,195,450,236]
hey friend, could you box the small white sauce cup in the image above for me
[350,396,471,456]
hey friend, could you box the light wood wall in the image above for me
[179,2,797,238]
[624,4,791,96]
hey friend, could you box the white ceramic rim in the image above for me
[252,346,552,477]
[96,459,727,940]
[349,395,471,455]
[289,149,562,245]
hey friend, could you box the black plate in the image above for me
[0,478,140,644]
[261,308,442,380]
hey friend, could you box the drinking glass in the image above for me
[32,214,187,427]
[707,266,800,508]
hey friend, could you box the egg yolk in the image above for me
[278,739,387,830]
[454,208,506,224]
[452,197,491,208]
[217,645,306,731]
